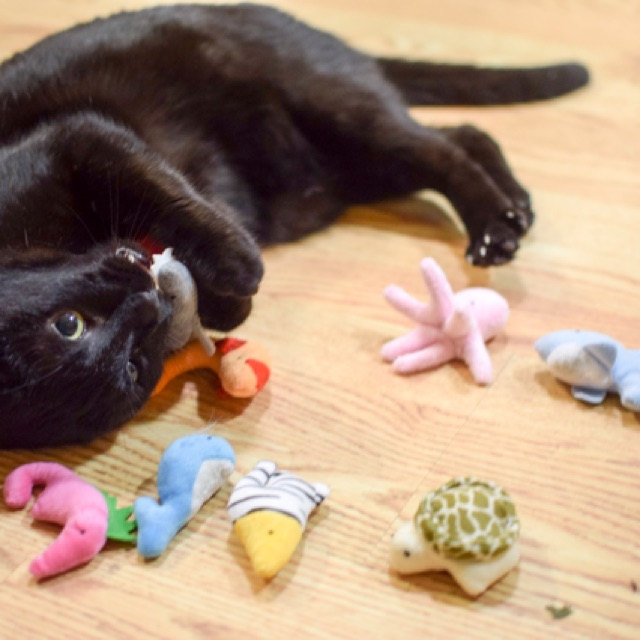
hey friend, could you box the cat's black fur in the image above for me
[0,3,588,448]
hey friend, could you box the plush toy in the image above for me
[390,477,520,597]
[152,337,271,399]
[151,247,214,356]
[227,461,329,579]
[134,434,236,558]
[381,258,509,385]
[3,462,135,579]
[535,329,640,410]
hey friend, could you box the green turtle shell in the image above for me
[414,477,520,561]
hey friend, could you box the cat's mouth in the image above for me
[115,246,152,271]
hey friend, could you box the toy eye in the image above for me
[126,360,139,383]
[403,550,411,557]
[52,311,85,340]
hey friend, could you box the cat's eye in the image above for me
[52,311,85,340]
[126,360,139,383]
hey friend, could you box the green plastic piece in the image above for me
[101,491,137,543]
[546,604,573,619]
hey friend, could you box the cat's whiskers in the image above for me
[106,171,122,241]
[1,360,66,394]
[126,182,154,243]
[60,202,98,244]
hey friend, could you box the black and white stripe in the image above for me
[227,460,329,526]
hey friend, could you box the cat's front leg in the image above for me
[146,197,264,331]
[59,115,264,329]
[145,194,264,302]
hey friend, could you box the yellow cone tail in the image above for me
[233,510,303,579]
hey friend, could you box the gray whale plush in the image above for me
[152,248,214,356]
[535,329,640,410]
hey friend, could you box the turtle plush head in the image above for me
[390,519,440,574]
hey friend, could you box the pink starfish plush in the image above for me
[381,258,509,385]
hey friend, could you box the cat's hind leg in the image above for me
[328,111,527,265]
[438,125,534,262]
[287,64,531,264]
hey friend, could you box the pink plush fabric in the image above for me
[381,258,509,385]
[3,462,108,578]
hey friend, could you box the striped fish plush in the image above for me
[227,461,329,578]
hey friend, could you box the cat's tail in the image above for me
[377,59,589,105]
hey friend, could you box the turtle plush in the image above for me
[390,477,520,597]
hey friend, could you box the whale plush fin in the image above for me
[619,373,640,411]
[571,386,607,405]
[621,388,640,411]
[189,458,235,518]
[583,343,618,371]
[133,497,187,558]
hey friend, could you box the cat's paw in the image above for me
[208,241,264,297]
[465,204,534,266]
[176,234,264,299]
[466,219,519,266]
[504,200,535,236]
[198,292,253,331]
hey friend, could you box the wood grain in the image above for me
[1,0,639,638]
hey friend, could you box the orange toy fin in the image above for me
[152,338,270,398]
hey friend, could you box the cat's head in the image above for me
[0,240,172,448]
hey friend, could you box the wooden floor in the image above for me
[1,0,639,637]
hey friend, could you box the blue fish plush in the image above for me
[535,329,640,410]
[134,434,236,558]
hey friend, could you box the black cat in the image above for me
[0,3,588,448]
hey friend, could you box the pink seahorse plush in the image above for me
[3,462,109,579]
[381,258,509,384]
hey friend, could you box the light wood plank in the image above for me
[0,1,639,638]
